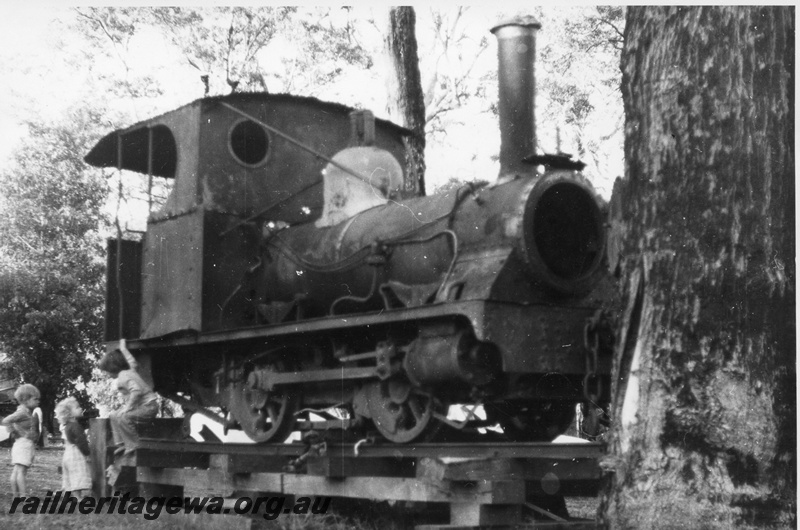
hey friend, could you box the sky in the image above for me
[0,4,621,197]
[0,5,65,163]
[0,5,489,189]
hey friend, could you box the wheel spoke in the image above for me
[226,362,298,443]
[382,409,398,434]
[254,412,267,432]
[268,394,287,408]
[407,397,425,423]
[366,380,440,443]
[265,402,278,423]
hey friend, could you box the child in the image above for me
[98,339,158,456]
[1,384,40,496]
[54,397,92,497]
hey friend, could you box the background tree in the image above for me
[74,7,373,99]
[384,6,427,196]
[536,6,625,196]
[148,7,295,94]
[602,6,794,527]
[0,106,108,435]
[420,7,491,142]
[406,6,624,196]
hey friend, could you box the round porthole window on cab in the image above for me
[229,119,270,167]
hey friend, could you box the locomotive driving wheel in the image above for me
[226,362,298,443]
[365,378,442,443]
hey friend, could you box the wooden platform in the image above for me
[90,419,602,529]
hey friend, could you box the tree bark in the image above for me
[602,6,795,528]
[385,6,426,196]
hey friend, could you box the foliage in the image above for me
[419,7,492,140]
[147,7,296,94]
[289,9,374,94]
[408,6,623,194]
[0,105,108,427]
[83,368,124,416]
[72,7,373,98]
[71,7,165,101]
[34,7,624,198]
[536,6,625,195]
[434,177,490,196]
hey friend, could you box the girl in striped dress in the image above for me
[55,397,92,496]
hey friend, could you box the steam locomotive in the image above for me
[86,17,612,443]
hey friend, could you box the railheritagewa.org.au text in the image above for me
[8,491,332,520]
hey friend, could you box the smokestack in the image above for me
[491,16,541,181]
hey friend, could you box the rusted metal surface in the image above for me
[491,17,541,179]
[104,238,142,341]
[483,304,596,374]
[260,172,605,319]
[404,327,499,385]
[201,210,261,332]
[252,366,377,388]
[122,300,597,376]
[139,210,204,338]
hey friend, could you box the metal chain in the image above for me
[582,309,603,404]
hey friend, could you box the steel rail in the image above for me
[137,438,605,460]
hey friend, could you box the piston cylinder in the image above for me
[403,329,499,386]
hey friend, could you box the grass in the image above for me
[0,445,598,529]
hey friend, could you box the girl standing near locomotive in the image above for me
[54,396,92,496]
[98,339,158,456]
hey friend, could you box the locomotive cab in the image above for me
[87,95,412,339]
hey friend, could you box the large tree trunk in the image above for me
[384,6,426,196]
[601,7,795,528]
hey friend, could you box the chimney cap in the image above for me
[491,16,541,34]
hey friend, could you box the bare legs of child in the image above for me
[10,464,28,496]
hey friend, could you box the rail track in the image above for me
[90,418,603,529]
